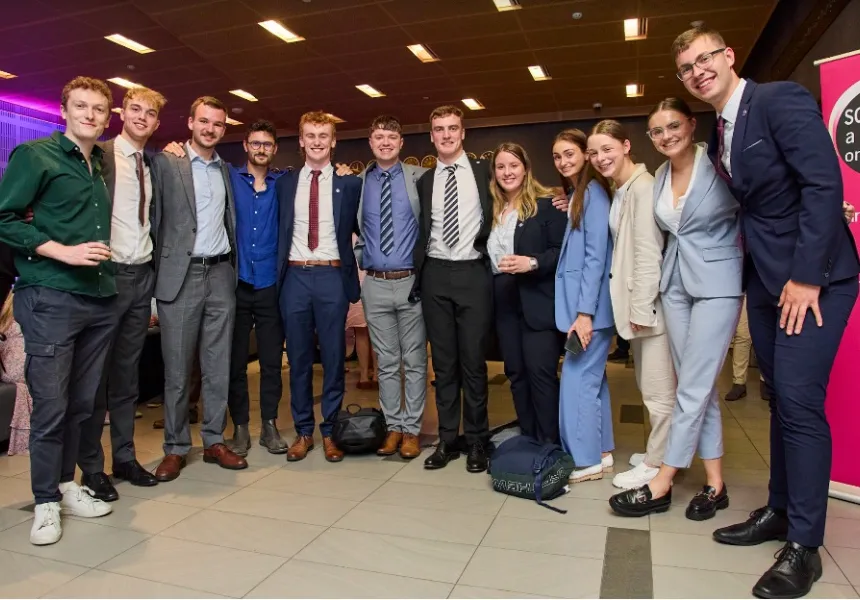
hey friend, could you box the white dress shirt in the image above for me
[290,164,339,261]
[186,143,231,257]
[655,144,704,236]
[110,135,153,264]
[718,78,748,178]
[609,179,633,244]
[427,152,483,261]
[487,210,518,275]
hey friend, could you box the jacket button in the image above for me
[653,309,657,314]
[192,228,197,233]
[824,272,830,278]
[608,273,613,279]
[187,251,192,256]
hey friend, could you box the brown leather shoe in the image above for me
[377,431,402,456]
[287,435,314,462]
[323,437,344,463]
[155,454,187,481]
[203,443,248,470]
[400,433,421,459]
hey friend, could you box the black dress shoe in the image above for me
[609,485,672,517]
[686,484,730,521]
[423,441,460,469]
[113,460,158,487]
[81,472,119,502]
[466,441,488,473]
[713,506,789,546]
[753,542,822,599]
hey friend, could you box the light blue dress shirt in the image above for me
[186,142,231,257]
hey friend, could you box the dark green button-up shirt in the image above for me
[0,131,116,297]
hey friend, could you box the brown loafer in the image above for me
[287,435,315,462]
[203,443,248,470]
[323,437,344,463]
[400,433,421,459]
[377,431,402,456]
[155,454,187,481]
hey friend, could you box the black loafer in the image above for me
[424,441,460,470]
[609,485,672,517]
[81,471,119,502]
[753,542,823,599]
[714,506,789,546]
[113,460,158,487]
[465,441,488,473]
[686,484,730,521]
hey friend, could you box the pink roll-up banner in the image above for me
[817,48,860,504]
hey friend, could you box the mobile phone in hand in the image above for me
[565,330,584,355]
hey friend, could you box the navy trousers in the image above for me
[746,266,858,547]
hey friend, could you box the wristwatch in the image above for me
[528,257,538,271]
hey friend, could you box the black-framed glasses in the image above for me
[248,141,275,151]
[676,48,726,81]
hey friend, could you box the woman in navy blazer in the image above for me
[488,143,567,444]
[552,129,616,482]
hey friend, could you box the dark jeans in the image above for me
[616,335,630,353]
[14,286,117,504]
[229,282,284,425]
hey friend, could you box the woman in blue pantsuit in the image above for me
[552,129,616,483]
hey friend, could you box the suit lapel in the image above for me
[332,172,343,237]
[729,81,755,191]
[513,215,526,251]
[679,147,717,226]
[100,139,117,203]
[469,158,491,228]
[178,156,197,220]
[421,168,434,236]
[220,162,236,249]
[403,163,421,221]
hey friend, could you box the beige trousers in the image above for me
[731,295,764,384]
[630,333,676,466]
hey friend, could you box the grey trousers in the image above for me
[157,262,235,456]
[79,263,155,472]
[361,274,427,435]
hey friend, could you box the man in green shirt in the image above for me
[0,76,118,546]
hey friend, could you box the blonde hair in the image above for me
[0,293,13,335]
[299,111,339,136]
[123,86,167,113]
[489,142,552,224]
[671,26,727,59]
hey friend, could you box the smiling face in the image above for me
[552,140,586,182]
[244,130,277,168]
[675,34,736,110]
[493,150,526,197]
[61,87,111,145]
[369,127,403,165]
[299,122,336,165]
[586,133,630,182]
[120,97,160,146]
[647,109,696,159]
[430,114,465,163]
[188,103,227,150]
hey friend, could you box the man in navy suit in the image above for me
[673,26,860,599]
[276,111,361,463]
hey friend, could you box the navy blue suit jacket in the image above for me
[276,167,362,303]
[708,80,859,296]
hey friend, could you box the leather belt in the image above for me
[190,253,231,265]
[289,260,342,267]
[367,269,415,280]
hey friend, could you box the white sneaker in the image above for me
[30,502,62,545]
[601,454,614,473]
[570,463,604,483]
[612,461,660,490]
[59,482,112,518]
[629,453,646,467]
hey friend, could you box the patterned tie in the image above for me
[308,170,321,251]
[715,117,732,184]
[379,171,393,255]
[442,165,459,248]
[134,152,146,226]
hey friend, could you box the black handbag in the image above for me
[331,404,387,454]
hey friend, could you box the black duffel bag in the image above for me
[331,404,387,454]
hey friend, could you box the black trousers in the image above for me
[422,258,492,445]
[228,282,284,425]
[493,274,563,444]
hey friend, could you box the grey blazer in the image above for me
[654,143,743,298]
[353,161,427,269]
[150,151,237,302]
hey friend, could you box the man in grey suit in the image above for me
[354,115,428,459]
[151,96,247,481]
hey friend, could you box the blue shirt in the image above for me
[186,143,231,257]
[361,163,417,271]
[230,164,282,289]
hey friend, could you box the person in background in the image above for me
[1,292,31,455]
[347,243,377,389]
[607,335,629,363]
[726,295,768,401]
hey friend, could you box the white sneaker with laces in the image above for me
[612,461,660,490]
[629,453,645,467]
[30,502,62,545]
[59,481,112,518]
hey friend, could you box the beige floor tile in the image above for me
[246,559,454,598]
[42,569,229,598]
[159,508,324,558]
[722,436,759,454]
[0,476,35,509]
[829,546,860,586]
[177,458,281,487]
[0,549,87,597]
[333,502,494,545]
[115,477,241,508]
[99,535,286,597]
[391,454,495,491]
[0,454,30,477]
[720,453,770,471]
[562,476,620,501]
[449,584,556,599]
[649,506,752,537]
[827,517,860,549]
[363,481,505,516]
[210,486,356,526]
[67,497,200,534]
[829,498,860,521]
[282,449,407,481]
[480,516,607,560]
[0,506,31,532]
[0,519,149,567]
[499,494,649,531]
[459,546,603,598]
[250,468,384,501]
[296,527,475,583]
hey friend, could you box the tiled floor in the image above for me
[1,357,860,599]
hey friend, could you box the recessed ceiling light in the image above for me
[230,89,258,102]
[258,20,305,43]
[0,69,16,79]
[356,84,385,98]
[226,117,244,125]
[107,77,141,89]
[462,98,485,110]
[572,12,583,20]
[626,83,644,98]
[111,107,122,114]
[104,34,155,54]
[528,65,551,81]
[407,44,440,63]
[326,113,345,123]
[493,0,521,11]
[624,18,648,41]
[691,20,705,27]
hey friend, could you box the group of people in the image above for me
[0,22,856,600]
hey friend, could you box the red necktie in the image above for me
[134,152,146,226]
[308,170,321,251]
[715,117,732,184]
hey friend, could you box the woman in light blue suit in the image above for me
[610,98,743,520]
[552,129,616,483]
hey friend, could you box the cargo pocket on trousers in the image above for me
[23,341,56,392]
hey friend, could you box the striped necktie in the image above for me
[379,171,393,255]
[443,165,459,248]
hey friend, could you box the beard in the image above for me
[248,153,272,167]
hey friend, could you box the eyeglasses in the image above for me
[676,48,726,81]
[247,141,275,151]
[646,120,686,140]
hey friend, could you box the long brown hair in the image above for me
[490,142,552,224]
[0,293,13,336]
[553,129,612,230]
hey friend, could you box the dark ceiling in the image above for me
[0,0,777,143]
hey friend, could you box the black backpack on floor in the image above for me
[332,404,387,454]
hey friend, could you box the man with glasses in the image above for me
[672,26,859,599]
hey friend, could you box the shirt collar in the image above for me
[114,134,142,158]
[53,131,104,159]
[185,141,221,165]
[435,151,470,175]
[301,163,334,181]
[237,164,277,182]
[373,161,402,180]
[719,78,747,126]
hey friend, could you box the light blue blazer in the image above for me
[654,143,743,298]
[555,180,615,333]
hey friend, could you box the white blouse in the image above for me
[609,179,633,243]
[488,210,519,275]
[655,144,704,236]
